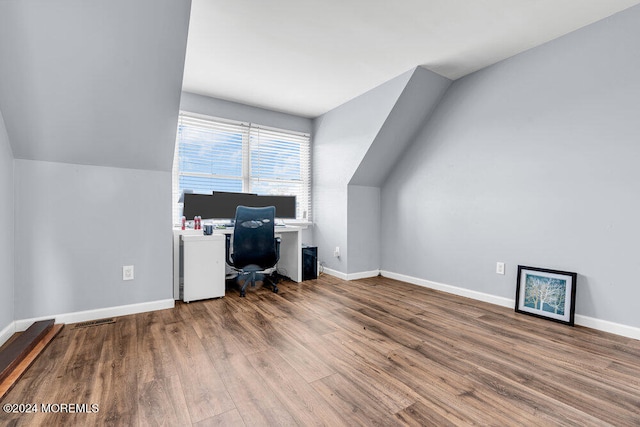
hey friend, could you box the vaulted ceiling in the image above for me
[2,1,639,173]
[183,0,640,118]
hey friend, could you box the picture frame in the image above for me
[515,265,577,326]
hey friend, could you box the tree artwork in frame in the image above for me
[515,265,577,326]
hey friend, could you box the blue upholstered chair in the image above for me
[225,205,281,297]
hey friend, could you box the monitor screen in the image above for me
[182,194,217,220]
[211,192,259,219]
[183,192,296,220]
[256,195,296,219]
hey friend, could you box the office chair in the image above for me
[225,205,281,297]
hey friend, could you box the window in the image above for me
[172,112,311,224]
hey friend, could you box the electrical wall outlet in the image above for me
[333,246,340,257]
[496,262,505,275]
[123,265,134,281]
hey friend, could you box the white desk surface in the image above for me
[181,233,224,241]
[175,225,302,235]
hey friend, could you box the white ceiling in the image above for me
[182,0,640,118]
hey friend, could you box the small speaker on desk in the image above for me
[302,246,317,281]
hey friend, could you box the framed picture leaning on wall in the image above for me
[515,265,577,326]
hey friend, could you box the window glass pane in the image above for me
[250,137,301,180]
[179,175,242,195]
[250,180,303,196]
[178,124,242,176]
[173,113,311,224]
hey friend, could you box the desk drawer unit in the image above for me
[181,234,225,302]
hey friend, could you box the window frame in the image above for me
[172,112,311,225]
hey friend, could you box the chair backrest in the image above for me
[232,205,278,269]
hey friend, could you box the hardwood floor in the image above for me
[2,274,640,426]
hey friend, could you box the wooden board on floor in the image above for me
[0,323,64,400]
[0,319,54,383]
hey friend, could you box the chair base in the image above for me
[237,271,279,297]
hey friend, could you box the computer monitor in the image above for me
[211,192,259,219]
[182,192,297,220]
[256,195,296,219]
[182,193,216,220]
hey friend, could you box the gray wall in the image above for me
[313,67,450,275]
[346,68,451,274]
[381,5,640,327]
[14,160,172,319]
[312,70,413,273]
[0,110,13,331]
[347,185,380,274]
[180,92,312,135]
[0,0,190,322]
[350,67,452,188]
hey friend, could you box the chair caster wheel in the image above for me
[240,291,246,297]
[273,286,278,293]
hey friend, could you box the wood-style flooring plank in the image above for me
[311,372,403,427]
[135,315,178,385]
[2,275,640,426]
[163,322,235,423]
[137,375,192,427]
[192,408,246,427]
[225,294,336,383]
[100,315,137,362]
[318,331,416,414]
[245,350,348,426]
[34,325,110,427]
[85,356,138,427]
[215,351,298,426]
[394,399,459,427]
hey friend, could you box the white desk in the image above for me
[172,225,303,300]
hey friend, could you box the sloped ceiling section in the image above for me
[0,0,191,171]
[313,68,415,189]
[349,66,452,187]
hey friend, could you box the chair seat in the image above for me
[237,263,263,273]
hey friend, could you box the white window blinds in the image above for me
[172,112,311,224]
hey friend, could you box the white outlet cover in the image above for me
[123,265,134,280]
[496,262,505,275]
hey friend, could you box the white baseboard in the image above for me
[574,314,640,341]
[347,270,380,280]
[381,270,513,308]
[0,321,16,347]
[323,267,348,280]
[380,270,640,341]
[323,268,380,281]
[13,299,175,332]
